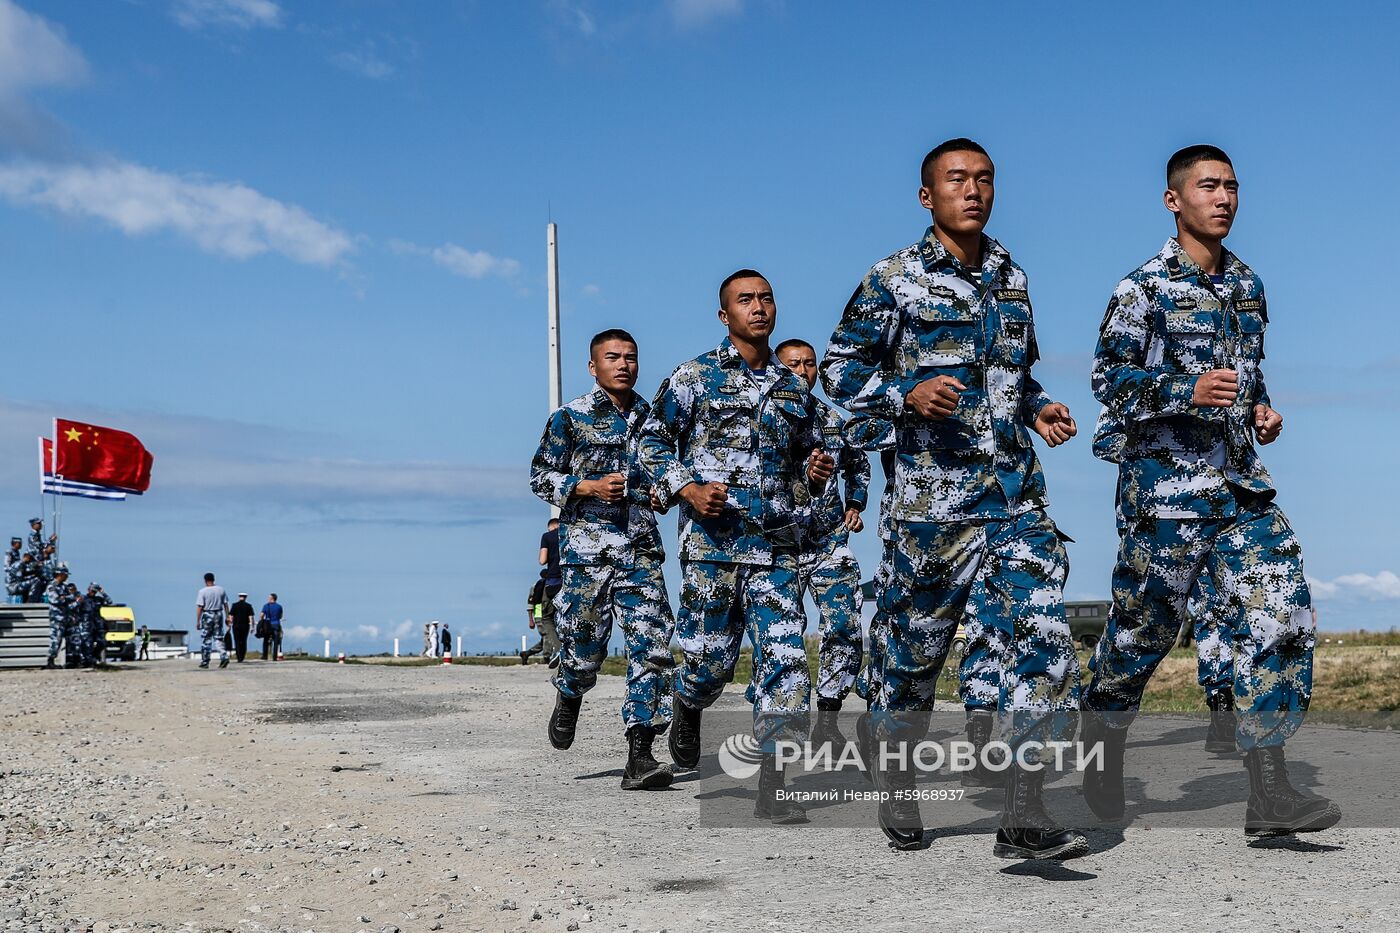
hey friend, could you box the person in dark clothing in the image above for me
[260,594,283,660]
[229,593,255,662]
[440,622,452,658]
[539,517,562,603]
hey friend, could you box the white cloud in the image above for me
[0,158,355,265]
[391,239,521,280]
[1308,571,1400,601]
[0,0,88,96]
[670,0,743,28]
[285,624,336,641]
[172,0,283,31]
[549,1,597,36]
[329,46,394,80]
[581,283,601,297]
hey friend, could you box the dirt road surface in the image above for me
[2,661,1395,932]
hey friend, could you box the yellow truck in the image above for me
[101,605,139,662]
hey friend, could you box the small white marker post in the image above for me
[455,635,461,658]
[393,638,400,658]
[522,634,528,653]
[323,639,330,658]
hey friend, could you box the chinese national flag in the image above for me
[53,418,154,493]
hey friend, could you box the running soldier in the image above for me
[530,328,676,791]
[774,338,870,747]
[1082,144,1338,837]
[821,139,1086,858]
[639,270,834,823]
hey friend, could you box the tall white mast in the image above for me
[546,223,563,413]
[546,223,563,519]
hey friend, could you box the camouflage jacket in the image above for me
[1092,239,1274,519]
[804,397,871,542]
[4,556,23,592]
[529,387,662,567]
[26,529,46,559]
[820,228,1055,522]
[638,338,823,565]
[44,581,80,620]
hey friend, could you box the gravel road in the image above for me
[2,660,1396,932]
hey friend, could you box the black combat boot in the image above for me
[45,657,57,669]
[668,698,703,770]
[548,690,583,750]
[994,760,1090,860]
[1243,745,1342,836]
[870,723,924,850]
[961,709,1007,789]
[1204,689,1237,754]
[809,697,848,751]
[519,649,529,665]
[620,726,673,791]
[855,712,875,785]
[1080,711,1127,821]
[218,656,229,669]
[753,754,808,824]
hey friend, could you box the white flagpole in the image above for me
[547,223,563,521]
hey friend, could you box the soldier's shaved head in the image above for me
[1167,145,1232,192]
[920,138,990,188]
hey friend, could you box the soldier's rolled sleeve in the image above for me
[1092,283,1197,421]
[528,409,579,508]
[638,377,697,507]
[821,276,912,417]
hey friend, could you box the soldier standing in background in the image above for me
[21,553,44,604]
[26,517,53,559]
[639,272,834,821]
[5,538,24,603]
[821,139,1085,858]
[1083,145,1337,838]
[83,583,110,667]
[196,572,230,670]
[229,593,255,662]
[43,566,80,669]
[773,338,870,748]
[531,328,677,791]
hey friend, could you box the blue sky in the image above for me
[1,0,1396,653]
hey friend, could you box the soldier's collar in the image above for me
[589,385,640,415]
[918,227,1003,276]
[1163,237,1241,284]
[716,337,744,369]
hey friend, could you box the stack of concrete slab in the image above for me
[0,604,56,669]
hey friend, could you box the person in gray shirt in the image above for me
[196,572,230,669]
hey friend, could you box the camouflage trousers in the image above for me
[199,610,228,665]
[47,615,69,663]
[1189,575,1235,694]
[676,554,810,746]
[1085,500,1313,750]
[854,540,893,705]
[873,510,1081,746]
[552,554,675,734]
[797,530,863,702]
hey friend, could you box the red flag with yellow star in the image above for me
[53,418,153,493]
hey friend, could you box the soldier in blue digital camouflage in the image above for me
[83,583,112,667]
[638,269,835,824]
[27,517,52,560]
[4,538,23,603]
[1082,144,1338,838]
[774,338,870,748]
[43,565,80,668]
[530,328,677,791]
[821,139,1086,859]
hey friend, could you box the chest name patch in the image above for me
[995,288,1030,303]
[1235,298,1264,312]
[771,390,802,402]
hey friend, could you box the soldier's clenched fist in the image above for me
[1192,369,1238,408]
[906,375,965,420]
[680,481,729,518]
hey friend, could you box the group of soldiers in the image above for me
[4,517,114,668]
[528,140,1339,861]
